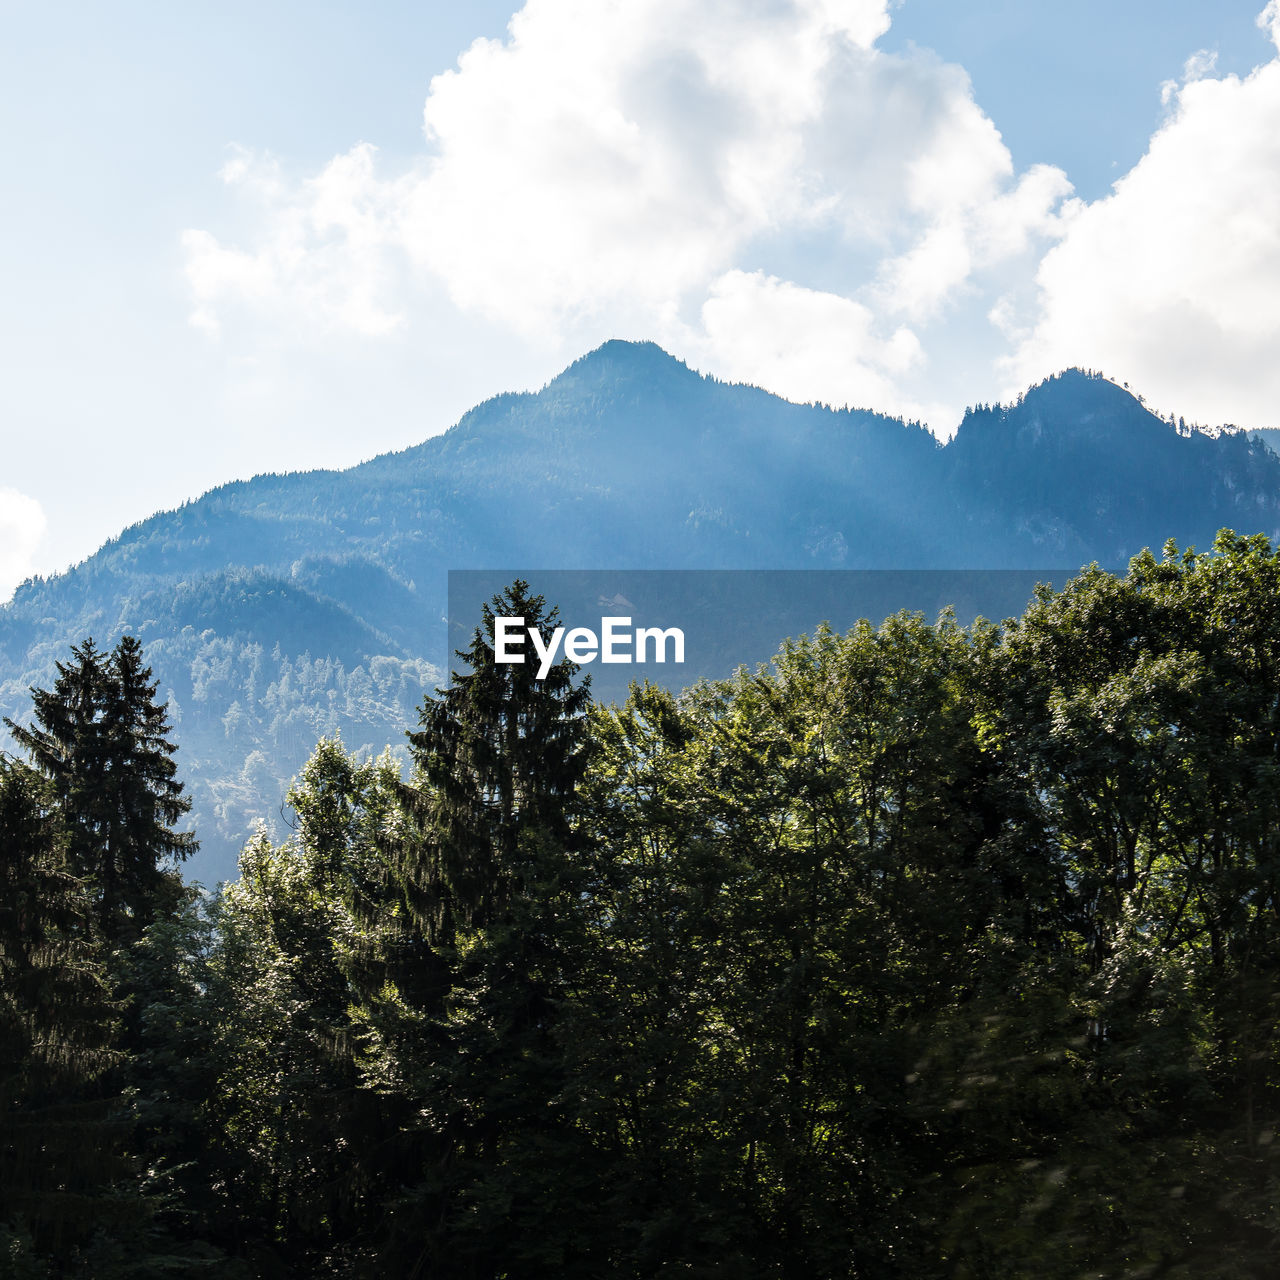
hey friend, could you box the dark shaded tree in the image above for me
[406,579,591,940]
[0,756,139,1272]
[373,580,598,1276]
[6,635,195,942]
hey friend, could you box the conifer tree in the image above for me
[6,635,195,941]
[101,634,196,932]
[406,579,591,940]
[380,581,597,1274]
[5,638,109,887]
[0,756,130,1270]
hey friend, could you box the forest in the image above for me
[4,529,1280,1277]
[6,349,1280,881]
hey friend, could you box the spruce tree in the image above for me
[381,581,597,1274]
[6,635,195,941]
[0,756,130,1270]
[5,639,110,891]
[101,635,196,932]
[407,579,591,940]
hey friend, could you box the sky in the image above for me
[3,0,1279,599]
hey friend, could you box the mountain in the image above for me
[3,341,1278,883]
[1252,427,1280,459]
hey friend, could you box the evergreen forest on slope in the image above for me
[5,543,1280,1276]
[3,340,1279,881]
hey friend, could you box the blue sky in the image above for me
[2,0,1278,596]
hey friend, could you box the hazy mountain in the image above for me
[4,341,1277,882]
[1252,427,1280,459]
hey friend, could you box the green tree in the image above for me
[370,580,598,1276]
[185,742,424,1273]
[2,639,217,1276]
[101,635,196,932]
[5,640,109,904]
[406,579,591,940]
[0,756,135,1273]
[5,636,195,942]
[201,825,366,1270]
[945,533,1280,1277]
[571,681,753,1274]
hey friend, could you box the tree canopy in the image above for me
[6,542,1280,1275]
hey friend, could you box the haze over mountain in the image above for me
[3,340,1278,882]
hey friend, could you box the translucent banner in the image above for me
[446,569,1072,703]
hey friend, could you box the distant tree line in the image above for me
[5,533,1280,1276]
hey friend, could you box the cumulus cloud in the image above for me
[696,269,930,413]
[0,488,47,602]
[183,0,1070,427]
[1262,0,1280,46]
[184,144,412,338]
[401,2,1061,335]
[1006,6,1280,428]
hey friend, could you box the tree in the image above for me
[201,823,368,1270]
[372,580,598,1275]
[6,635,195,941]
[0,756,142,1272]
[406,579,591,941]
[101,635,197,929]
[1,643,229,1276]
[950,533,1280,1276]
[5,639,109,894]
[571,681,753,1274]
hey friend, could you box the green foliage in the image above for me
[14,545,1280,1274]
[201,827,366,1268]
[5,636,193,941]
[1,637,242,1278]
[406,579,591,938]
[0,756,127,1270]
[187,547,1280,1275]
[8,344,1280,887]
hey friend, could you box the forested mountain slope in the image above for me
[3,340,1277,881]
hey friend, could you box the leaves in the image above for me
[15,546,1280,1275]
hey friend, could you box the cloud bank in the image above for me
[183,0,1280,433]
[1004,2,1280,428]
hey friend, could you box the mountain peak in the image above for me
[7,342,1280,885]
[1023,366,1143,409]
[551,339,701,390]
[952,367,1170,450]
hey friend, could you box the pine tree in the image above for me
[376,581,598,1275]
[2,639,211,1273]
[406,579,591,941]
[100,635,196,932]
[5,638,110,888]
[6,635,195,941]
[0,756,130,1270]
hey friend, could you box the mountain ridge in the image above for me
[4,340,1278,881]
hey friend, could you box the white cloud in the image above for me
[0,488,47,602]
[1007,9,1280,428]
[1261,0,1280,46]
[696,269,930,411]
[182,0,1071,429]
[401,2,1065,335]
[1162,48,1219,106]
[184,144,412,339]
[400,0,905,331]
